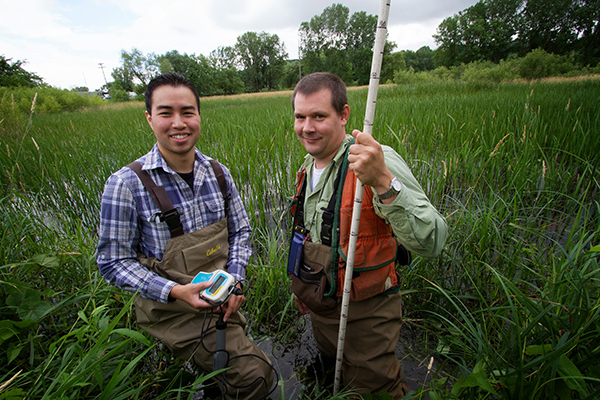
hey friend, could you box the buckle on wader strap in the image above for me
[127,161,185,238]
[127,160,230,239]
[320,210,334,247]
[320,151,348,247]
[159,208,184,237]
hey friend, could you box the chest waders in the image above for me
[128,160,231,343]
[127,162,274,399]
[288,155,412,399]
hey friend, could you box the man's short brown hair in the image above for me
[292,72,348,115]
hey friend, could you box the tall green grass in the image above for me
[1,79,598,399]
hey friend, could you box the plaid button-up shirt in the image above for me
[96,145,251,304]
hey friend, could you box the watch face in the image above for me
[378,177,402,199]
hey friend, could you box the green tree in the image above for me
[520,0,578,55]
[118,48,160,88]
[572,0,600,66]
[111,48,246,98]
[298,3,380,84]
[209,47,245,95]
[234,31,288,92]
[517,48,577,79]
[346,10,378,84]
[434,14,462,66]
[434,0,523,66]
[300,3,350,56]
[0,55,43,87]
[403,46,435,72]
[463,1,520,62]
[210,46,237,71]
[157,51,217,96]
[381,42,405,83]
[434,0,598,67]
[107,81,132,102]
[281,60,301,89]
[111,66,135,92]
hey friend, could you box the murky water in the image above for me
[254,315,437,399]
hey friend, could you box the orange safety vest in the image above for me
[291,153,402,302]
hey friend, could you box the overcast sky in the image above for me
[1,0,478,91]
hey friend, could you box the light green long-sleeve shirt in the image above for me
[300,136,448,258]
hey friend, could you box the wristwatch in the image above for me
[378,177,402,200]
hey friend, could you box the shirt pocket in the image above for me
[203,198,225,225]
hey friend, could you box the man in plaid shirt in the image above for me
[96,72,273,399]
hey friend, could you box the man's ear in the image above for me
[341,104,351,125]
[145,110,152,126]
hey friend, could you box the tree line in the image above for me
[0,55,44,88]
[106,3,383,100]
[106,0,600,99]
[2,1,598,102]
[434,0,599,67]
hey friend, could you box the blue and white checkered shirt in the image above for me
[96,144,252,304]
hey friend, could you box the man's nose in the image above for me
[303,118,315,133]
[172,113,185,128]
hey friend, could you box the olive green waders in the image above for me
[135,218,273,398]
[297,241,409,398]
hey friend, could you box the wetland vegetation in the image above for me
[1,78,599,399]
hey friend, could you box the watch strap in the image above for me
[378,177,401,200]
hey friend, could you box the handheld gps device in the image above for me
[191,270,237,306]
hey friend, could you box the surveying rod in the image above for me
[333,0,391,395]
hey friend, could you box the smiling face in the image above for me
[145,85,200,172]
[293,88,350,169]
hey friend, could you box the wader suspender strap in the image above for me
[208,159,230,216]
[127,161,184,238]
[293,173,307,230]
[293,146,350,247]
[127,160,229,238]
[321,150,350,247]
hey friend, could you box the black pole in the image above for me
[214,312,227,371]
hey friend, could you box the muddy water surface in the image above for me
[257,315,437,399]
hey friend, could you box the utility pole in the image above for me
[83,73,90,97]
[99,63,108,86]
[99,63,110,98]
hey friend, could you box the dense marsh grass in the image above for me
[0,79,598,399]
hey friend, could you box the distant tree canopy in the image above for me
[234,31,288,92]
[0,55,43,88]
[403,46,435,72]
[112,31,287,97]
[298,3,384,85]
[434,0,600,67]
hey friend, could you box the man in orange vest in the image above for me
[288,72,448,398]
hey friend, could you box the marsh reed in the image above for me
[1,79,598,399]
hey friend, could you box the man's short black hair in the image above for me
[144,72,201,114]
[292,72,348,115]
